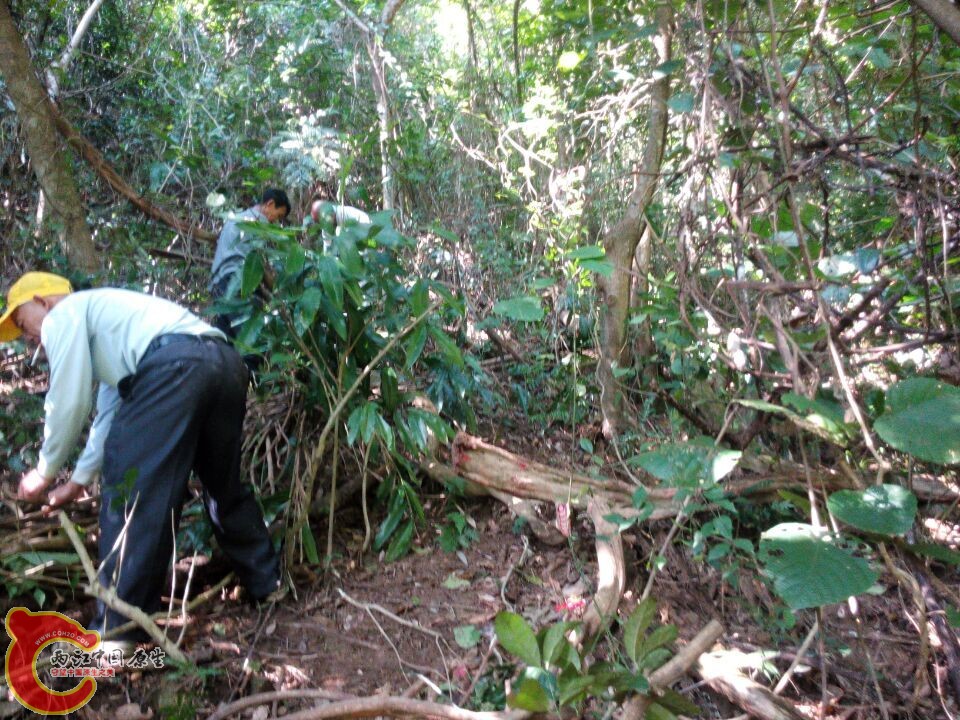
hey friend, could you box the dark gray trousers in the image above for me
[94,335,279,638]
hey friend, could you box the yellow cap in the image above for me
[0,272,73,342]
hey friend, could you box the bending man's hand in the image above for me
[18,469,52,502]
[44,481,86,511]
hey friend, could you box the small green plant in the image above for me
[493,600,700,718]
[438,509,479,552]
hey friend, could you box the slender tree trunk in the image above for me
[332,0,406,214]
[45,0,109,99]
[366,37,396,211]
[596,2,673,439]
[0,0,97,272]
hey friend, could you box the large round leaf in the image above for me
[827,485,917,536]
[759,523,878,610]
[492,296,544,322]
[874,378,960,465]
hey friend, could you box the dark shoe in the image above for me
[252,580,288,606]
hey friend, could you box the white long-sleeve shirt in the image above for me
[36,289,225,486]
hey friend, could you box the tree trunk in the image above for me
[596,2,673,439]
[0,0,97,273]
[911,0,960,46]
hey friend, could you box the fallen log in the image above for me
[443,434,958,528]
[695,648,808,720]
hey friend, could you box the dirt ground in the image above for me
[2,488,955,720]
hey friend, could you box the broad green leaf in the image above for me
[947,606,960,628]
[759,523,878,609]
[906,543,960,565]
[454,625,482,649]
[403,325,428,368]
[284,243,306,278]
[429,326,465,368]
[567,245,605,260]
[240,252,264,298]
[653,59,683,78]
[557,674,594,706]
[874,378,960,465]
[622,598,657,664]
[827,485,917,536]
[540,622,579,667]
[736,398,849,446]
[495,611,542,667]
[493,296,544,322]
[384,520,414,562]
[294,287,323,335]
[580,259,615,276]
[410,280,429,316]
[653,687,700,716]
[373,493,406,551]
[646,703,678,720]
[507,668,553,712]
[636,625,677,663]
[301,524,320,565]
[631,441,741,487]
[317,255,343,311]
[668,92,695,113]
[381,367,400,412]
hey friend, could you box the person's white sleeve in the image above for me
[70,383,120,487]
[36,312,95,480]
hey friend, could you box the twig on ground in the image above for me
[337,587,443,640]
[58,511,190,665]
[458,634,498,706]
[499,534,531,612]
[206,688,356,720]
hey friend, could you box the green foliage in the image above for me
[874,379,960,465]
[2,551,81,606]
[438,510,479,552]
[492,296,545,322]
[493,601,700,716]
[222,215,472,561]
[631,438,742,488]
[827,485,918,537]
[759,523,878,610]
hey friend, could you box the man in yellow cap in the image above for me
[0,272,282,646]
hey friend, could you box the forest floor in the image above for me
[1,399,957,719]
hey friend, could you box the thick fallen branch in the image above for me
[49,101,217,243]
[58,511,190,666]
[207,689,358,720]
[696,648,808,720]
[276,697,532,720]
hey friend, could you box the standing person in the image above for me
[1,272,283,647]
[209,188,291,338]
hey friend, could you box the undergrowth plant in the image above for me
[492,600,699,718]
[216,212,479,563]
